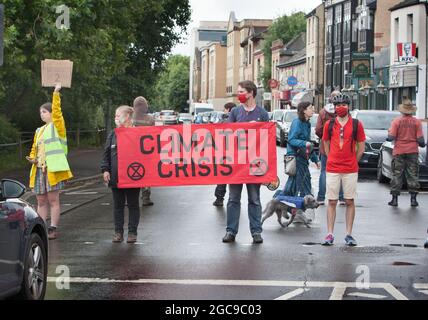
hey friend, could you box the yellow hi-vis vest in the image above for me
[37,122,70,172]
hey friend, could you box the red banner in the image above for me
[116,122,277,188]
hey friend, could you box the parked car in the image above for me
[160,110,178,125]
[351,110,401,169]
[178,113,193,124]
[210,111,225,124]
[201,111,214,124]
[278,110,298,147]
[377,122,428,184]
[0,179,48,300]
[310,113,320,150]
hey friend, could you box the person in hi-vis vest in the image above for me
[26,84,73,240]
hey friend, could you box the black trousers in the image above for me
[111,188,141,234]
[215,184,227,200]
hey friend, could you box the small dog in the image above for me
[261,195,319,228]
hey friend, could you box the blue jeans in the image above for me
[317,154,344,202]
[226,184,262,236]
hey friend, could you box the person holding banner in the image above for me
[222,81,269,244]
[26,84,73,240]
[281,102,320,198]
[101,106,141,244]
[213,102,236,207]
[133,96,155,207]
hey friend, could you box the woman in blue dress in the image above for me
[281,102,320,197]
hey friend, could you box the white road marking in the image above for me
[347,292,387,299]
[101,203,110,206]
[383,283,409,300]
[329,283,347,300]
[275,288,307,300]
[414,283,428,289]
[65,191,98,195]
[45,277,412,300]
[419,290,428,296]
[84,242,95,245]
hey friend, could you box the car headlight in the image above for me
[365,136,372,141]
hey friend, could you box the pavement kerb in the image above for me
[22,173,103,201]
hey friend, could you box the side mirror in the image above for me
[0,179,26,199]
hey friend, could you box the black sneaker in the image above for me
[222,232,235,243]
[252,233,263,244]
[213,198,224,207]
[424,239,428,249]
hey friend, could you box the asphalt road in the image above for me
[38,148,428,300]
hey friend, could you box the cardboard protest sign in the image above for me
[116,122,277,188]
[41,59,73,88]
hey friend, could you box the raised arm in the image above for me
[51,84,66,138]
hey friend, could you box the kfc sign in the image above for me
[397,43,416,63]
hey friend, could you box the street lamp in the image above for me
[376,81,387,95]
[359,82,372,96]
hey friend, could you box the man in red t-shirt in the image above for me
[321,94,366,246]
[386,99,426,207]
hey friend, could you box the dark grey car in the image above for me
[351,110,401,169]
[0,179,48,300]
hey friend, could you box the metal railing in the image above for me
[0,128,106,160]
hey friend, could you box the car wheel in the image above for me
[17,233,47,300]
[377,154,389,184]
[280,131,287,148]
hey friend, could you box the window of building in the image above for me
[407,14,413,43]
[394,17,399,61]
[326,25,332,47]
[326,63,332,87]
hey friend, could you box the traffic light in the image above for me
[0,4,4,66]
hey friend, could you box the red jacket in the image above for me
[315,108,335,156]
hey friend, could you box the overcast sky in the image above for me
[172,0,323,56]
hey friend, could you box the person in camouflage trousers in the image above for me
[133,96,155,206]
[387,99,426,207]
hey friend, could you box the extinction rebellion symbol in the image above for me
[249,158,268,176]
[127,162,145,181]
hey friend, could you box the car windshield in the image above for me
[274,111,284,121]
[356,112,400,130]
[161,111,175,116]
[196,108,214,113]
[284,111,298,122]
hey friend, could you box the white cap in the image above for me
[324,103,335,114]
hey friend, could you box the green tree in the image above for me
[0,0,191,132]
[261,12,306,90]
[152,55,189,112]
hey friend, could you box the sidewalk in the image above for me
[0,148,104,186]
[1,148,105,213]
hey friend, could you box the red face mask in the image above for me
[336,105,349,118]
[238,93,249,104]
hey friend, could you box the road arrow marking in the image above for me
[329,283,347,300]
[275,288,308,300]
[347,292,387,299]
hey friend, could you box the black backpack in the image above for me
[326,117,360,152]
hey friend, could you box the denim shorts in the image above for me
[33,168,65,195]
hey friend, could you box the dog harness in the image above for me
[274,195,305,216]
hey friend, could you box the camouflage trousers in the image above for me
[390,153,420,195]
